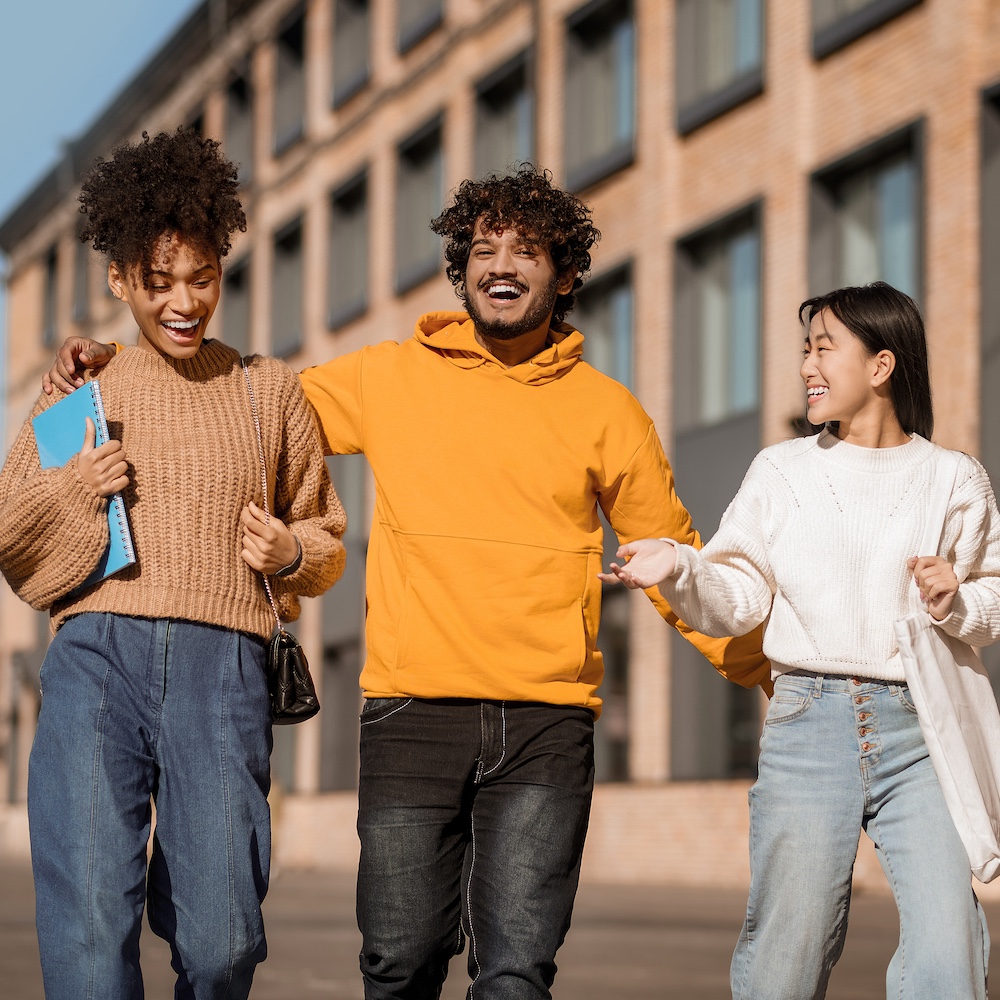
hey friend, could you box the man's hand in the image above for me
[77,418,129,497]
[43,338,116,395]
[598,538,678,590]
[241,502,301,575]
[908,555,959,621]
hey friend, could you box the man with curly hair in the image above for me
[49,165,766,999]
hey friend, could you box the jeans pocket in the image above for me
[894,684,919,714]
[764,685,814,726]
[360,697,413,726]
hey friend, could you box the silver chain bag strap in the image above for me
[242,358,320,724]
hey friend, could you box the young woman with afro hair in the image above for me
[0,128,347,999]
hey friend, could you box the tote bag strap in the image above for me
[910,450,963,611]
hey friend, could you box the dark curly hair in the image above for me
[78,128,246,287]
[431,165,600,324]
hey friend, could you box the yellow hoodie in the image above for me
[301,313,768,714]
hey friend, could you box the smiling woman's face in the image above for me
[800,308,885,428]
[109,232,220,360]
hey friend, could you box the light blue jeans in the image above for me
[28,613,272,1000]
[731,672,989,1000]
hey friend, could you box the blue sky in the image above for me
[0,0,202,402]
[0,0,202,222]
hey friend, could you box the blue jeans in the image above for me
[731,672,989,1000]
[28,613,272,1000]
[356,697,595,999]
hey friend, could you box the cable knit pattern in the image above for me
[660,430,1000,681]
[0,339,347,639]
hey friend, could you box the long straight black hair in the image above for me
[799,281,934,440]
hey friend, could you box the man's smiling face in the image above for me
[463,219,572,342]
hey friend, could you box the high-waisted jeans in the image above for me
[28,612,272,1000]
[356,697,595,999]
[731,672,989,1000]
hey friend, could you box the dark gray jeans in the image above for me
[356,697,595,1000]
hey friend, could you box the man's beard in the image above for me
[464,275,559,341]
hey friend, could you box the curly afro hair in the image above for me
[431,165,600,324]
[78,128,246,287]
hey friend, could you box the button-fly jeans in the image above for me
[731,672,989,1000]
[28,613,272,1000]
[356,697,595,999]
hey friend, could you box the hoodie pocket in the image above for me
[392,531,595,695]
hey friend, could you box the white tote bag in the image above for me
[895,450,1000,883]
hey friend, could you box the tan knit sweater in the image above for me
[0,339,346,639]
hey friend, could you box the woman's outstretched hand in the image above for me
[907,555,959,621]
[598,538,678,590]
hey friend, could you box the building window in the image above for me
[222,256,251,355]
[398,0,443,53]
[564,0,635,192]
[226,70,254,185]
[271,219,304,357]
[675,210,760,436]
[395,116,443,293]
[676,0,764,135]
[72,237,90,325]
[671,204,763,780]
[981,87,1000,684]
[812,0,922,59]
[42,245,58,348]
[274,7,306,155]
[574,264,633,781]
[574,264,633,389]
[475,52,534,179]
[319,453,369,791]
[332,0,370,107]
[809,124,922,301]
[328,171,368,328]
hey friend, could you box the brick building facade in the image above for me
[2,0,999,888]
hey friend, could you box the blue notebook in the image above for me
[32,380,136,588]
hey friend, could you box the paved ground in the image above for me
[3,856,1000,998]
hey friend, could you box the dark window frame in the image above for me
[474,49,536,178]
[812,0,922,60]
[675,0,765,136]
[328,169,370,329]
[674,199,764,436]
[222,254,252,355]
[332,0,371,108]
[271,215,305,358]
[979,84,1000,684]
[42,244,58,348]
[394,114,444,295]
[808,120,924,300]
[273,5,307,157]
[573,260,634,389]
[564,0,636,193]
[72,235,90,325]
[670,201,764,781]
[397,0,444,54]
[677,69,764,137]
[226,65,255,185]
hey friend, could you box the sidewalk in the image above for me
[2,856,998,998]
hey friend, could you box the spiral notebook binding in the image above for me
[89,380,110,447]
[88,380,135,562]
[110,495,136,562]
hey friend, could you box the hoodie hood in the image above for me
[414,311,584,385]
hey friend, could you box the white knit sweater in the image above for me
[662,430,1000,681]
